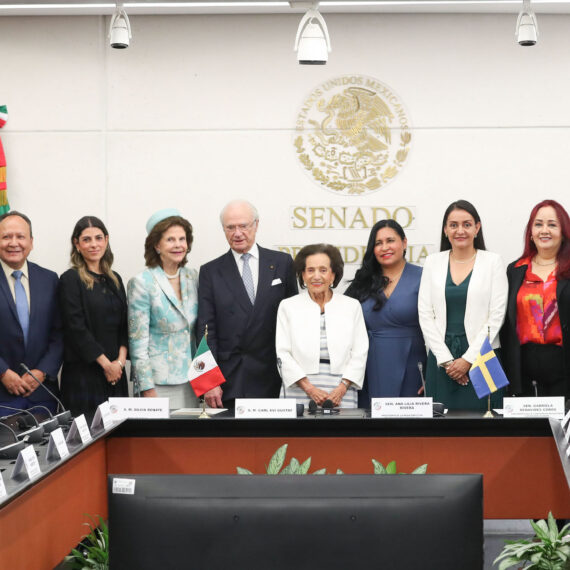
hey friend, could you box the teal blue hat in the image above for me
[146,208,181,234]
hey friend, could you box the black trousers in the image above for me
[521,343,568,398]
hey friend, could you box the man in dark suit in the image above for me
[0,211,63,415]
[197,200,297,408]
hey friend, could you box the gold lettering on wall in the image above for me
[278,244,432,266]
[290,205,415,230]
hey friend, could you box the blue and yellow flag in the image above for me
[468,337,509,399]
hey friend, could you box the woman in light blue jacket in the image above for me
[128,208,199,408]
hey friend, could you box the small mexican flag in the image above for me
[0,105,9,215]
[188,335,226,397]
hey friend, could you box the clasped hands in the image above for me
[298,377,348,408]
[0,368,45,397]
[444,357,471,386]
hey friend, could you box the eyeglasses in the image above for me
[223,221,257,234]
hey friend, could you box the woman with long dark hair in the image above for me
[345,220,425,405]
[418,200,508,410]
[59,216,128,416]
[500,199,570,399]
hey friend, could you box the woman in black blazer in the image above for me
[500,199,570,398]
[59,216,128,417]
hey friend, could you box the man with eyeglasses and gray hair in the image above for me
[197,200,297,409]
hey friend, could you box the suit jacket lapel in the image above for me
[150,267,185,318]
[219,250,253,314]
[0,267,18,322]
[557,277,568,305]
[254,247,275,309]
[508,264,526,324]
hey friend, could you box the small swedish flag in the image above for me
[468,337,509,399]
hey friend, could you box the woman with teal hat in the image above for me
[127,208,199,408]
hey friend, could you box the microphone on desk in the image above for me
[308,399,339,415]
[19,363,73,426]
[0,406,44,443]
[417,362,444,417]
[0,422,27,459]
[531,380,538,398]
[2,404,60,434]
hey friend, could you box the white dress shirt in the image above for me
[1,258,31,309]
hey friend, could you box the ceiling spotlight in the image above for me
[515,0,538,47]
[294,4,331,65]
[109,4,132,49]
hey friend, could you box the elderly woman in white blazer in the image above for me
[418,200,507,411]
[128,208,199,408]
[276,244,368,409]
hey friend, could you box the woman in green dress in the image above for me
[418,200,508,410]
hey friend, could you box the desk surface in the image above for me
[1,412,568,570]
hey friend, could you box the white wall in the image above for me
[1,13,569,285]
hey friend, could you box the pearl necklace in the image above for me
[164,268,181,279]
[451,251,477,264]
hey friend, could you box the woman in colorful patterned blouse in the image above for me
[500,199,570,398]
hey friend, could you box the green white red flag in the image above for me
[0,105,9,215]
[188,335,226,397]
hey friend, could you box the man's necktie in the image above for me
[12,270,29,345]
[241,253,255,305]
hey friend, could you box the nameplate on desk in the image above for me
[47,427,70,461]
[562,409,570,429]
[503,397,565,420]
[0,471,6,498]
[108,397,170,419]
[235,399,297,419]
[91,401,114,432]
[11,444,41,480]
[66,415,92,446]
[371,398,433,418]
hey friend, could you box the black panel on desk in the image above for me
[108,473,483,570]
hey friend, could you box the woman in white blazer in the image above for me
[276,244,368,409]
[418,200,507,410]
[128,208,199,408]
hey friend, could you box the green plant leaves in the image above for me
[494,511,570,570]
[267,443,288,475]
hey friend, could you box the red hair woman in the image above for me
[500,199,570,399]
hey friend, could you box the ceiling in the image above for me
[0,0,568,16]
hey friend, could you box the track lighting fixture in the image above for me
[515,0,538,47]
[109,4,132,49]
[294,4,331,65]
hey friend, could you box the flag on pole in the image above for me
[468,337,509,399]
[188,335,226,397]
[0,105,9,215]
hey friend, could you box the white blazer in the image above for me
[418,249,508,366]
[276,290,368,388]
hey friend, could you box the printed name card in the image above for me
[46,427,70,461]
[0,471,6,498]
[90,401,114,433]
[66,414,92,446]
[11,445,41,481]
[234,399,297,419]
[108,397,170,420]
[503,397,565,420]
[371,398,433,418]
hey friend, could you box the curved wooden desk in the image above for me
[1,412,568,569]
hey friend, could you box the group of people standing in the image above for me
[0,197,568,418]
[278,198,569,412]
